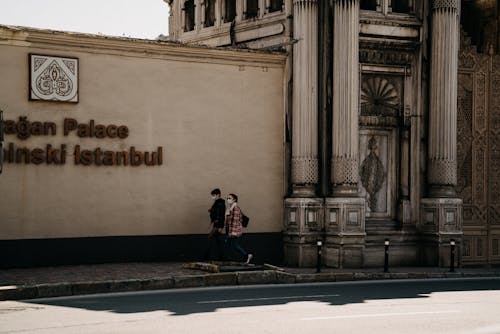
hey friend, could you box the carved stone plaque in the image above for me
[30,54,78,102]
[359,130,396,219]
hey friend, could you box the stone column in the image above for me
[243,0,248,19]
[331,0,359,196]
[236,0,244,22]
[166,0,179,40]
[428,0,460,198]
[290,0,318,197]
[265,0,271,15]
[284,0,321,267]
[181,1,186,32]
[325,0,365,268]
[195,0,202,31]
[259,0,266,17]
[421,0,462,267]
[215,0,222,26]
[200,0,206,28]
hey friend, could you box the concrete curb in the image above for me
[1,270,499,301]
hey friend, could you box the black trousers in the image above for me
[204,229,225,261]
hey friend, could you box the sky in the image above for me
[0,0,170,39]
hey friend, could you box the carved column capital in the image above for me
[432,0,459,11]
[292,158,319,184]
[428,159,457,186]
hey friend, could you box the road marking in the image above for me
[301,310,460,321]
[197,294,340,304]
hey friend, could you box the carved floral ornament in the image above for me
[360,77,400,116]
[30,54,78,103]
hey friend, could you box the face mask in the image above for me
[227,199,233,204]
[211,196,216,201]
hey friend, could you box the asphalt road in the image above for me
[1,278,499,334]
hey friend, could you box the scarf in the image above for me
[225,202,237,216]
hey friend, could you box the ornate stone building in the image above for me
[166,0,500,267]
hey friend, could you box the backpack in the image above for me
[241,213,250,228]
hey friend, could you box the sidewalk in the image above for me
[1,262,499,301]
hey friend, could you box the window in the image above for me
[391,0,411,13]
[246,0,258,18]
[361,0,412,14]
[361,0,377,11]
[269,0,283,13]
[205,0,216,27]
[184,0,195,31]
[224,0,236,22]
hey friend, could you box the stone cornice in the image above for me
[0,25,286,68]
[179,21,286,47]
[359,16,422,28]
[360,37,419,51]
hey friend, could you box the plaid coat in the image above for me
[226,204,243,237]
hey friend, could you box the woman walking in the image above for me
[225,193,253,264]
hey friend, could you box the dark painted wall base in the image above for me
[0,233,284,269]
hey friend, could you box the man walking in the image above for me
[205,188,226,260]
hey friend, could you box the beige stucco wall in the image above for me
[0,26,286,239]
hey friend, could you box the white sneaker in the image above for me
[246,254,253,264]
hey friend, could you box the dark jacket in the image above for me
[210,198,226,228]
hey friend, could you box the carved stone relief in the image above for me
[456,72,473,205]
[457,31,500,264]
[490,56,500,227]
[359,74,402,125]
[359,130,394,218]
[359,73,401,220]
[30,54,78,102]
[360,136,386,212]
[361,77,400,117]
[359,49,412,66]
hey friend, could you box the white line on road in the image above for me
[197,294,340,304]
[301,310,460,321]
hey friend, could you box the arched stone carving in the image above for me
[360,77,400,117]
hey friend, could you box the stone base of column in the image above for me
[427,185,457,198]
[420,198,463,267]
[323,197,366,268]
[283,239,320,267]
[364,230,420,267]
[283,197,324,267]
[291,184,317,198]
[323,236,365,268]
[332,184,359,197]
